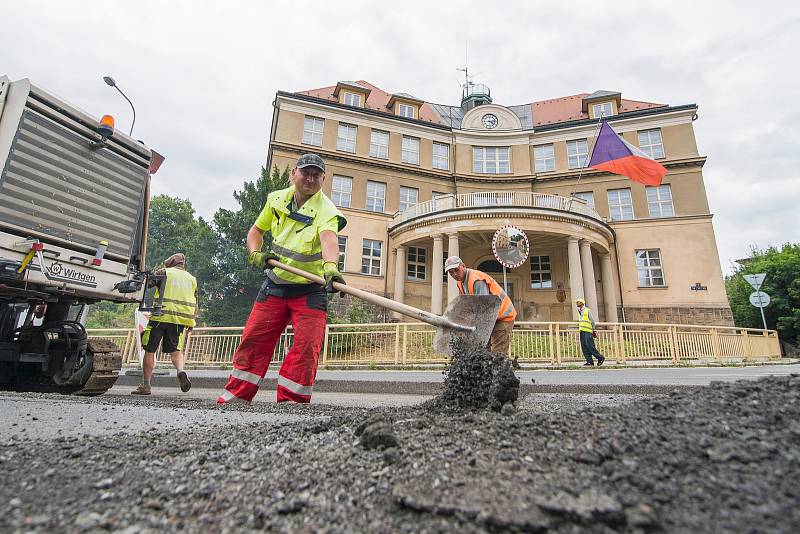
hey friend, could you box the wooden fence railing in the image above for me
[86,322,782,368]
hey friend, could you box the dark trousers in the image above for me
[579,331,604,364]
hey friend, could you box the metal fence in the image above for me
[87,322,782,368]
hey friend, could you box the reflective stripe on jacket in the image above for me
[259,186,346,285]
[154,267,197,327]
[457,268,517,322]
[578,307,594,333]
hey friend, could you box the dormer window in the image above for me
[388,93,424,120]
[398,103,415,119]
[592,102,613,118]
[333,82,370,108]
[343,92,362,107]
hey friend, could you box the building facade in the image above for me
[266,80,733,326]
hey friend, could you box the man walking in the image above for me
[444,256,518,366]
[131,253,198,395]
[218,153,346,404]
[576,298,605,366]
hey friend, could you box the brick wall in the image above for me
[620,306,734,326]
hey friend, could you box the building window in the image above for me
[608,188,634,221]
[302,116,324,146]
[337,236,347,271]
[573,191,595,209]
[369,130,389,159]
[361,239,382,275]
[530,255,553,289]
[534,144,555,173]
[407,246,427,281]
[399,186,418,212]
[638,129,665,159]
[402,136,420,164]
[646,185,674,218]
[398,103,415,119]
[331,175,352,208]
[567,139,589,169]
[592,102,613,118]
[336,123,357,153]
[343,92,361,107]
[365,181,386,212]
[473,146,511,174]
[636,249,665,287]
[432,142,449,170]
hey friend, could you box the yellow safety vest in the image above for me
[154,267,197,327]
[256,186,346,285]
[578,307,593,333]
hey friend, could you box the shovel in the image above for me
[267,259,501,356]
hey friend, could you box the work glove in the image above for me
[592,331,598,339]
[248,250,279,270]
[323,262,346,295]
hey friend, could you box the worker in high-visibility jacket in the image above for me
[132,253,198,395]
[444,256,518,365]
[218,153,346,404]
[576,298,605,366]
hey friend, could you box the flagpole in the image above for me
[567,114,605,211]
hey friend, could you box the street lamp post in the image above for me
[102,76,136,136]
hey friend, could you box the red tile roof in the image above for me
[296,81,667,127]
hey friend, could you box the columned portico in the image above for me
[431,235,444,314]
[580,239,599,316]
[600,253,618,322]
[447,233,460,303]
[567,237,584,320]
[392,245,406,320]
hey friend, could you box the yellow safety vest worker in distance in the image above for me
[153,267,197,327]
[253,185,346,285]
[578,307,594,333]
[457,268,517,322]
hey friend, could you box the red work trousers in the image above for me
[221,294,327,403]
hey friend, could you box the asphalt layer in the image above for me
[1,374,799,532]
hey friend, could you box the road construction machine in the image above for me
[0,76,162,395]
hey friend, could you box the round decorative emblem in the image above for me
[481,113,499,129]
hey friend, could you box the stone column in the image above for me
[580,240,599,316]
[447,233,460,304]
[567,237,584,320]
[600,253,619,323]
[392,246,406,320]
[431,235,444,315]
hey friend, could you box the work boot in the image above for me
[131,384,151,395]
[511,357,521,370]
[177,371,191,393]
[597,357,605,366]
[583,362,594,367]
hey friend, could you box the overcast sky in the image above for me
[2,0,798,273]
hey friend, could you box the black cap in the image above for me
[296,153,325,172]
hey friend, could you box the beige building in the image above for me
[267,80,732,326]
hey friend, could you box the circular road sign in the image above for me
[749,291,771,308]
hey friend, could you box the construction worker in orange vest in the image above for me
[444,256,519,367]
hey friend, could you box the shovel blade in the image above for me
[433,295,502,356]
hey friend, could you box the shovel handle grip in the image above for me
[267,259,474,332]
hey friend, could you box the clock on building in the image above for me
[481,113,499,129]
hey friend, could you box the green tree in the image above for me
[205,165,290,325]
[85,301,136,329]
[726,243,800,347]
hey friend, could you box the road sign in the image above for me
[743,273,766,290]
[749,291,770,308]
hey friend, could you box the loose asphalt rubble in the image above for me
[1,363,799,532]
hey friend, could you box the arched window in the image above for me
[477,260,504,272]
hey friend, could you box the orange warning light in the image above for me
[98,115,115,139]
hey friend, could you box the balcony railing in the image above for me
[392,192,603,226]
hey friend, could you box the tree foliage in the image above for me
[726,243,800,346]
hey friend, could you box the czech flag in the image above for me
[588,121,667,186]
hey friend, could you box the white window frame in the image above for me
[567,139,589,169]
[573,191,595,209]
[398,103,415,119]
[399,186,418,212]
[473,146,511,174]
[534,144,555,173]
[365,181,386,213]
[402,136,420,165]
[530,255,553,289]
[302,116,324,147]
[361,239,382,276]
[636,249,666,287]
[607,188,634,221]
[646,184,674,218]
[337,236,347,271]
[369,129,389,159]
[331,175,352,208]
[336,123,357,153]
[343,92,362,107]
[407,246,427,281]
[592,102,613,118]
[638,129,665,159]
[432,142,450,170]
